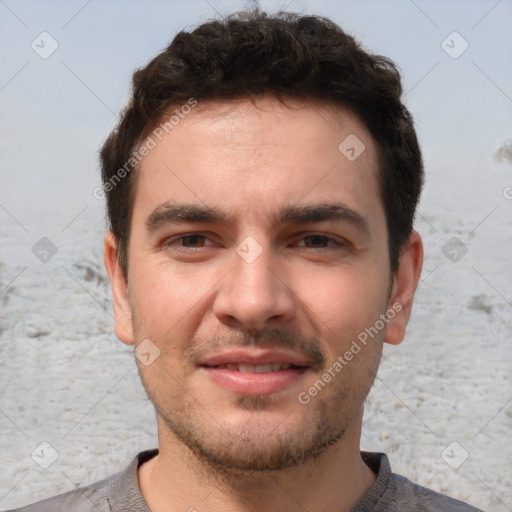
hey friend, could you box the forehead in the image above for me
[157,96,375,156]
[133,96,383,231]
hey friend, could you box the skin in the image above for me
[104,96,423,512]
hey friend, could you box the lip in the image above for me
[197,348,311,395]
[199,366,308,395]
[198,348,311,367]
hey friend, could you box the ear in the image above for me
[384,230,424,346]
[103,232,135,345]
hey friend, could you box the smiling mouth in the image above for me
[202,363,307,373]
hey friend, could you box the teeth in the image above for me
[217,363,293,373]
[254,364,272,373]
[238,364,256,373]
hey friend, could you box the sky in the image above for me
[1,0,511,222]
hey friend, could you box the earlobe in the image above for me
[384,230,424,346]
[103,232,135,345]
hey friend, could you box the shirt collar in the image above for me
[107,448,390,512]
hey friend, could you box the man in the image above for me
[10,8,483,512]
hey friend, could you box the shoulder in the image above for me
[385,472,484,511]
[5,449,158,512]
[4,475,113,512]
[359,452,484,512]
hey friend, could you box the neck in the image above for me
[138,417,377,512]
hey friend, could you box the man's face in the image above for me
[111,96,400,471]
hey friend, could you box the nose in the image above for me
[212,240,296,332]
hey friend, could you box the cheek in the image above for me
[128,262,212,342]
[129,266,174,338]
[296,265,389,349]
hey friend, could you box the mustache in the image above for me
[185,327,326,371]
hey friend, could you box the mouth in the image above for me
[202,362,306,373]
[197,349,312,395]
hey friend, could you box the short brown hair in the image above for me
[99,8,424,277]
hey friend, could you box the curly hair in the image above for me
[99,8,424,278]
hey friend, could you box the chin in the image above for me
[159,399,349,473]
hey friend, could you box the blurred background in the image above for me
[1,0,511,510]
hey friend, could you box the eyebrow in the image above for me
[145,201,370,236]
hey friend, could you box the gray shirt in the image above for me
[7,449,484,511]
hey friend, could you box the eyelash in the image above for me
[162,233,347,251]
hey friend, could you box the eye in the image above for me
[162,233,215,250]
[161,232,348,254]
[294,234,346,249]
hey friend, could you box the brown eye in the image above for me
[179,234,207,247]
[295,234,345,249]
[163,233,214,251]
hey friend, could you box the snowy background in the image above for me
[1,0,511,510]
